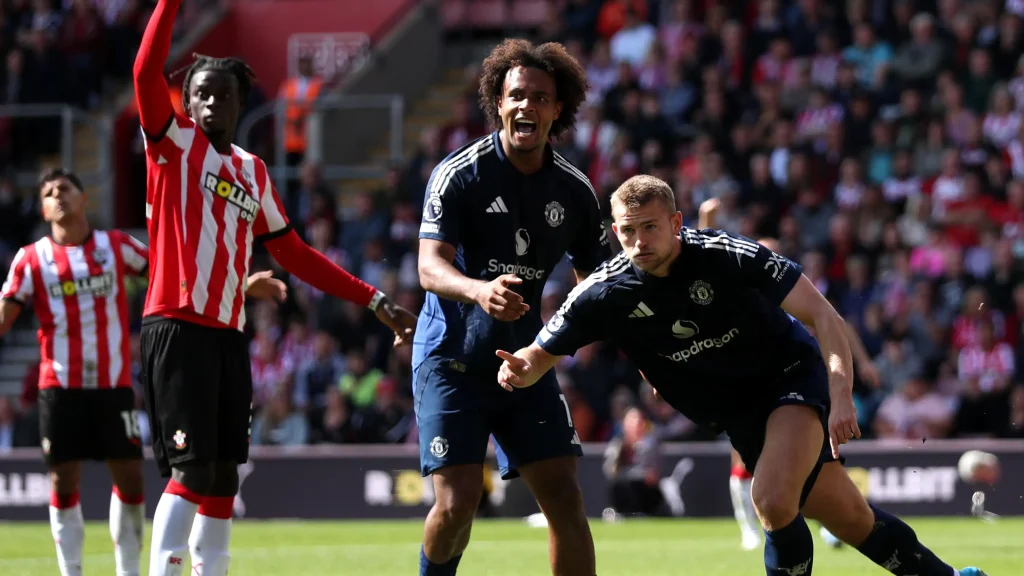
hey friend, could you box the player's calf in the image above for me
[804,461,961,576]
[422,464,483,575]
[108,460,146,576]
[49,462,85,576]
[519,456,595,576]
[752,405,823,576]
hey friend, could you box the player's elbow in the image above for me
[417,258,436,293]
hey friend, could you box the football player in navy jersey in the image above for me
[497,175,987,576]
[696,198,875,551]
[414,39,607,576]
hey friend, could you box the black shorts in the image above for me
[38,387,143,466]
[726,355,842,506]
[140,317,253,478]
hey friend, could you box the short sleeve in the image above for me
[694,230,803,305]
[1,247,34,305]
[536,277,609,357]
[565,174,610,273]
[253,160,291,241]
[115,231,150,275]
[418,160,465,245]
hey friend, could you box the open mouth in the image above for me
[514,119,537,136]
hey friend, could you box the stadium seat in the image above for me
[440,0,468,29]
[466,0,508,29]
[509,0,551,27]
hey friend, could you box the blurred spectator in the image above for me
[293,330,345,413]
[874,375,957,439]
[0,396,35,450]
[339,347,384,410]
[251,389,309,446]
[603,406,663,516]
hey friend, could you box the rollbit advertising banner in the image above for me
[0,442,1020,521]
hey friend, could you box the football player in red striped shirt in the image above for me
[0,169,287,576]
[133,1,417,574]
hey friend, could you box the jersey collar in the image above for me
[491,130,554,176]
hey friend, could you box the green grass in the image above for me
[0,518,1020,575]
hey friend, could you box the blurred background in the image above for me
[0,0,1021,518]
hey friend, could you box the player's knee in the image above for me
[432,467,484,528]
[172,462,217,496]
[751,478,800,531]
[209,461,240,496]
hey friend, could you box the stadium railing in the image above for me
[0,104,114,227]
[0,439,1020,521]
[235,93,405,182]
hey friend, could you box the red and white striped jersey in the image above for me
[0,230,149,390]
[142,114,289,331]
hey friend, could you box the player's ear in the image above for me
[670,211,683,233]
[553,101,562,121]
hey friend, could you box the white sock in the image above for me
[729,475,761,536]
[110,489,145,576]
[149,485,200,576]
[189,511,233,576]
[49,495,84,576]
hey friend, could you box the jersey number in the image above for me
[120,410,142,439]
[558,394,582,446]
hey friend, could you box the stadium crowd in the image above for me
[3,0,1024,451]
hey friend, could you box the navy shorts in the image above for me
[725,355,841,506]
[413,356,583,479]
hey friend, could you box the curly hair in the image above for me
[171,53,257,113]
[478,39,589,140]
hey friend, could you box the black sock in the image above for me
[855,505,956,575]
[764,514,814,576]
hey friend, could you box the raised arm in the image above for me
[133,0,180,138]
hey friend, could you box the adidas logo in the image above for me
[486,196,509,213]
[629,302,654,318]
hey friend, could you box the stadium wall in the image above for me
[0,440,1020,521]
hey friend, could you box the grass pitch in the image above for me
[0,517,1020,575]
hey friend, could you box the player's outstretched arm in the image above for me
[133,0,179,138]
[265,230,416,345]
[780,275,859,457]
[495,344,560,391]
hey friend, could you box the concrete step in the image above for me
[0,380,22,396]
[1,345,40,364]
[3,329,38,347]
[0,363,28,382]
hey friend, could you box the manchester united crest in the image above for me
[544,201,565,227]
[689,280,714,305]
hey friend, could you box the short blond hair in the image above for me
[610,175,676,213]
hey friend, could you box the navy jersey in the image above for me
[537,228,821,428]
[414,132,609,374]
